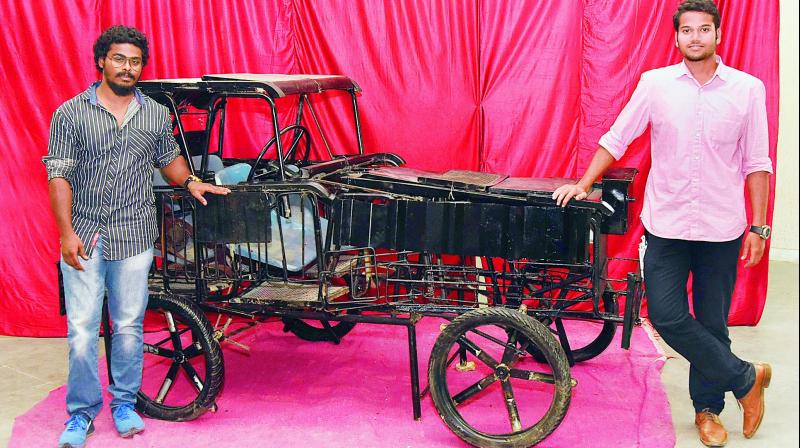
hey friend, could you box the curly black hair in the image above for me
[93,25,149,72]
[673,0,721,31]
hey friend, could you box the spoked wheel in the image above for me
[527,291,619,364]
[137,293,224,421]
[428,308,572,448]
[281,317,356,343]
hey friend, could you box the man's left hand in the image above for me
[740,232,766,268]
[188,181,231,206]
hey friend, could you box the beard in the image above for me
[105,71,137,95]
[684,49,715,62]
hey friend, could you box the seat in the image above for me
[213,162,328,271]
[231,194,329,272]
[215,162,252,185]
[153,154,225,187]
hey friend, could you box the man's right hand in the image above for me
[61,232,88,271]
[552,184,588,207]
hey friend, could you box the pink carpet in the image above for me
[11,318,674,447]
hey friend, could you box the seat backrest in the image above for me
[153,154,224,186]
[215,163,252,185]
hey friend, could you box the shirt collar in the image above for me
[84,81,145,106]
[675,55,729,82]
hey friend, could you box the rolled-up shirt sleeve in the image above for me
[42,108,77,182]
[740,80,773,176]
[598,72,652,160]
[153,109,181,168]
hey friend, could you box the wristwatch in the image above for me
[183,174,202,188]
[749,224,771,240]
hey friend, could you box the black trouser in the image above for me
[643,232,755,414]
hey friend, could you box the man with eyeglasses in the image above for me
[43,25,229,448]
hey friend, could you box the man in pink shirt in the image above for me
[553,1,772,446]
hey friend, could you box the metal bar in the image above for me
[217,98,227,159]
[621,272,642,349]
[350,90,365,155]
[407,324,422,420]
[554,318,575,367]
[199,96,221,177]
[306,96,335,159]
[265,96,287,182]
[154,92,194,175]
[287,95,308,162]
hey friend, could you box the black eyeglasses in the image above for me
[106,54,143,69]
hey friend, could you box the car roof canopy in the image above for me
[137,74,360,99]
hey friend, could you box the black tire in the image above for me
[528,292,618,364]
[281,317,356,343]
[136,293,224,421]
[428,308,572,448]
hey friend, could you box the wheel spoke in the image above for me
[164,311,184,350]
[509,368,556,384]
[182,341,204,359]
[445,348,460,368]
[150,326,192,348]
[143,343,175,358]
[468,328,527,358]
[457,336,498,369]
[453,374,497,405]
[155,362,181,404]
[501,329,520,365]
[501,379,522,432]
[181,360,205,393]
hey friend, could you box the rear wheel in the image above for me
[281,317,356,343]
[527,291,618,363]
[136,293,224,421]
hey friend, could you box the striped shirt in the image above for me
[43,82,181,260]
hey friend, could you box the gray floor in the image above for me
[1,261,797,447]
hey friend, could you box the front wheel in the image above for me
[428,308,572,447]
[136,293,224,421]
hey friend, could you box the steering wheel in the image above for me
[247,124,312,182]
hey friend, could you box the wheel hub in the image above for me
[174,351,186,363]
[495,363,510,381]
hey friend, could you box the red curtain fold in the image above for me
[292,0,482,169]
[0,0,779,336]
[0,0,101,336]
[479,0,583,178]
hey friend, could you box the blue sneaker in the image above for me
[112,403,145,438]
[58,414,94,448]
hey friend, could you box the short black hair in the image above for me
[673,0,721,31]
[93,25,149,72]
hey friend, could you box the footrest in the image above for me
[304,256,356,276]
[237,282,349,306]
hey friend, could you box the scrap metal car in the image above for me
[92,73,644,447]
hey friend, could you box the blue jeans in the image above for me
[61,239,153,419]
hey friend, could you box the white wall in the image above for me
[772,1,799,263]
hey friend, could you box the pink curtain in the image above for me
[0,0,779,336]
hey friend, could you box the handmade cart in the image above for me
[93,74,643,447]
